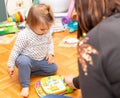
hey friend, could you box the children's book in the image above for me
[0,22,19,35]
[0,34,16,44]
[35,75,73,98]
[58,36,79,48]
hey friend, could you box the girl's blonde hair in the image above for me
[26,4,54,28]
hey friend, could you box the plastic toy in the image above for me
[64,20,78,33]
[61,0,78,33]
[33,0,40,5]
[35,75,73,97]
[62,0,75,25]
[8,11,25,23]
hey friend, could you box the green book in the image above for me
[0,22,19,35]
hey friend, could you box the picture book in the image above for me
[0,34,16,44]
[35,75,73,98]
[0,22,19,35]
[58,36,79,48]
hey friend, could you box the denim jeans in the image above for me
[15,54,58,87]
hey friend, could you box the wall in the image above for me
[0,0,7,22]
[40,0,71,13]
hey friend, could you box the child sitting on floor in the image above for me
[7,4,58,97]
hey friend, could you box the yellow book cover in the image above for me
[35,75,73,97]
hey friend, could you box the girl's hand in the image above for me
[8,66,15,77]
[46,54,54,64]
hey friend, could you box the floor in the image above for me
[0,30,82,98]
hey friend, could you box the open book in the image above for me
[58,36,79,48]
[0,34,16,44]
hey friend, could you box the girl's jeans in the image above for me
[15,54,58,87]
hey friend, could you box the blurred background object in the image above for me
[40,0,71,13]
[0,0,7,22]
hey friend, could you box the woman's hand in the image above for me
[64,75,77,89]
[46,54,54,64]
[8,66,15,77]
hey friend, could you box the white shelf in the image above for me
[54,12,67,18]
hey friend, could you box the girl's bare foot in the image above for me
[20,87,29,98]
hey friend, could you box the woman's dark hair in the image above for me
[75,0,120,38]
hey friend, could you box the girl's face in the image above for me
[32,24,50,35]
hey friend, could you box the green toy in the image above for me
[66,86,73,94]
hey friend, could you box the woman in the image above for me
[65,0,120,98]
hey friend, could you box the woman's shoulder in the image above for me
[87,13,120,39]
[98,13,120,33]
